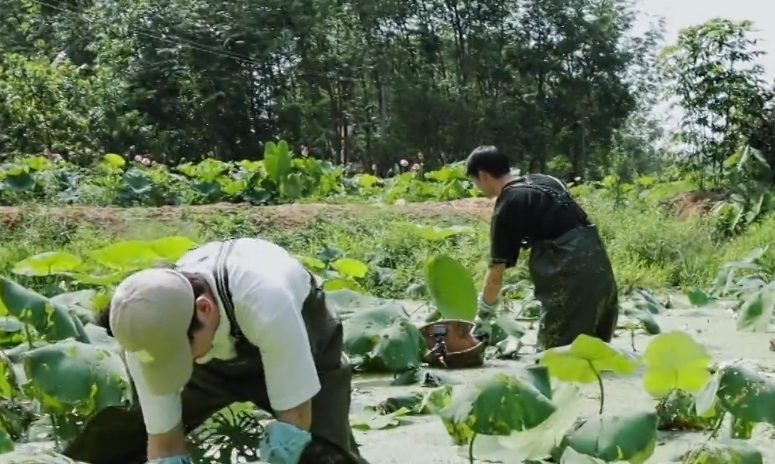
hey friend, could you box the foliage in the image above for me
[0,0,665,178]
[0,235,770,463]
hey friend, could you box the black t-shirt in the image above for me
[489,175,588,268]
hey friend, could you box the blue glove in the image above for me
[477,292,498,318]
[259,421,312,464]
[147,456,192,464]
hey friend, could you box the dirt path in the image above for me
[0,198,495,230]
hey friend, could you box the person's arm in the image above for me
[482,191,530,304]
[236,281,320,431]
[125,353,187,460]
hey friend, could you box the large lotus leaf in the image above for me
[21,340,130,416]
[642,331,711,397]
[472,383,583,463]
[680,440,762,464]
[425,255,477,321]
[342,302,425,372]
[0,278,85,343]
[50,290,101,325]
[88,241,159,270]
[539,335,638,383]
[560,412,658,463]
[147,236,198,261]
[12,251,82,277]
[325,289,382,318]
[438,371,557,445]
[702,363,775,425]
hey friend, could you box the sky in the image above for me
[635,0,772,73]
[631,0,772,133]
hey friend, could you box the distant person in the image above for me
[465,145,620,351]
[65,238,367,464]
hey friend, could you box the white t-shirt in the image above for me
[125,238,321,434]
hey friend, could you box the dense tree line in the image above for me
[1,0,774,182]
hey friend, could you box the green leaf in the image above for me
[641,331,711,397]
[425,255,477,321]
[102,153,126,168]
[710,363,775,425]
[12,251,82,276]
[622,308,661,335]
[293,255,326,270]
[0,278,83,342]
[21,339,130,416]
[0,427,12,454]
[472,383,584,462]
[562,411,658,463]
[147,236,197,261]
[89,241,160,270]
[685,288,714,307]
[351,407,410,431]
[438,372,557,442]
[410,224,474,241]
[538,334,639,383]
[263,140,292,184]
[322,278,365,293]
[331,258,369,279]
[736,291,773,332]
[342,303,426,373]
[0,352,18,399]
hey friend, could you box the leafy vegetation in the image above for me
[0,236,770,463]
[3,0,775,462]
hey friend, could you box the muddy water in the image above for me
[351,294,775,464]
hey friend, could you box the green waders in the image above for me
[515,179,620,351]
[63,241,366,464]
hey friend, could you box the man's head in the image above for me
[465,145,513,198]
[107,267,221,395]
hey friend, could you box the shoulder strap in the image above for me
[213,240,245,341]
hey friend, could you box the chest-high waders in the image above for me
[64,241,368,464]
[511,179,620,351]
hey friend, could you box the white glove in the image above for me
[477,292,499,318]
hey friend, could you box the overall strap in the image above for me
[213,239,244,341]
[522,175,590,225]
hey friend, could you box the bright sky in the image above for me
[636,0,772,73]
[633,0,772,132]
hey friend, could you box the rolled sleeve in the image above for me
[238,286,321,411]
[126,352,183,435]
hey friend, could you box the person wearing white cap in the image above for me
[63,238,367,464]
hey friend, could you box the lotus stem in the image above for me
[588,360,604,414]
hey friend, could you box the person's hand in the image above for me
[477,292,498,318]
[258,421,312,464]
[147,455,192,464]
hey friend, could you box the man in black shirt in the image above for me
[466,146,619,351]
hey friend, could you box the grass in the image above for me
[2,194,775,298]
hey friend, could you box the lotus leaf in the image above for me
[342,302,425,372]
[21,340,130,416]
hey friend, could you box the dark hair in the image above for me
[465,145,511,178]
[95,265,208,341]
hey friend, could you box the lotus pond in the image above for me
[0,237,772,464]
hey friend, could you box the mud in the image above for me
[0,199,496,232]
[350,294,775,464]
